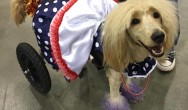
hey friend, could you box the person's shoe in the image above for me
[157,51,176,72]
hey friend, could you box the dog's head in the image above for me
[102,0,178,71]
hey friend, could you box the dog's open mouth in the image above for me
[139,40,164,57]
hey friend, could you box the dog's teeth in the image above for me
[152,50,162,55]
[152,47,164,55]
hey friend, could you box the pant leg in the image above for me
[172,0,180,46]
[168,0,180,53]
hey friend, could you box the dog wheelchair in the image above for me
[16,39,104,94]
[15,0,107,95]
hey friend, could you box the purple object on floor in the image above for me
[103,94,131,110]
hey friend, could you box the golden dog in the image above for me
[11,0,178,109]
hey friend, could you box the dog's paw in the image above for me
[120,83,144,103]
[103,94,131,110]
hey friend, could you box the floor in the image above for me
[0,0,188,110]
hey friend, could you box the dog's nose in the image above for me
[151,32,165,44]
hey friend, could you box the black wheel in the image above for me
[16,42,51,94]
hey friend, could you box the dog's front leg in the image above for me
[120,80,144,103]
[103,68,131,110]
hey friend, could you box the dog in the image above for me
[11,0,178,110]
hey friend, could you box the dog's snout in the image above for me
[151,32,165,44]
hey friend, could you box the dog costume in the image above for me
[32,0,156,80]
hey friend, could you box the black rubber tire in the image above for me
[16,42,51,94]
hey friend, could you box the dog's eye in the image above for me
[153,12,160,19]
[131,19,140,25]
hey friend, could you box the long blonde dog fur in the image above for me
[11,0,178,109]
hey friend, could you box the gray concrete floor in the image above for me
[0,0,188,110]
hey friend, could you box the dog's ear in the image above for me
[154,0,179,52]
[102,4,134,71]
[102,30,132,71]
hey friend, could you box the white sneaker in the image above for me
[157,51,176,72]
